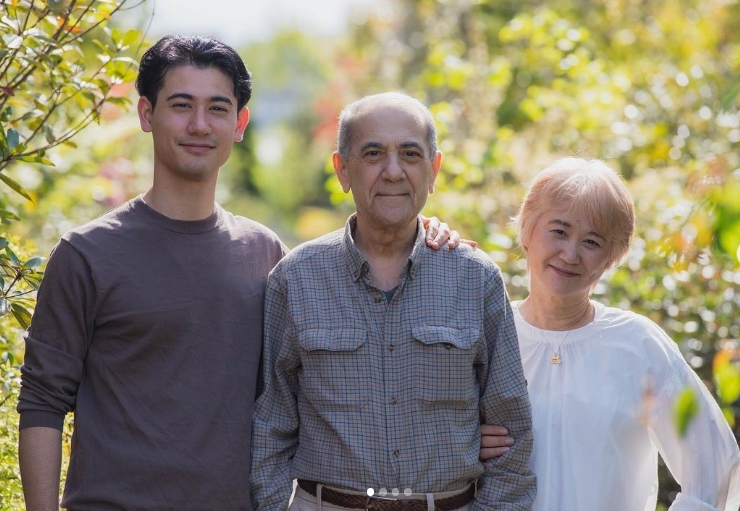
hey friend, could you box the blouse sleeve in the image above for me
[645,323,740,511]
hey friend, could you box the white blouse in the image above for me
[512,300,740,511]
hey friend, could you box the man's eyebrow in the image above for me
[165,93,234,105]
[399,141,424,153]
[359,141,425,152]
[360,141,385,152]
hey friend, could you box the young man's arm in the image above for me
[17,240,93,510]
[19,427,62,511]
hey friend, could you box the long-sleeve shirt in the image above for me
[512,300,740,511]
[18,196,287,511]
[251,215,536,511]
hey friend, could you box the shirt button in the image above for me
[374,296,382,303]
[390,397,397,405]
[393,450,400,457]
[388,345,394,352]
[445,344,451,350]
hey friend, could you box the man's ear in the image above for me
[138,96,154,133]
[428,151,442,194]
[332,152,351,193]
[234,107,250,142]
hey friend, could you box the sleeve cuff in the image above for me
[18,410,66,431]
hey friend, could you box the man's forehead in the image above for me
[352,108,425,138]
[159,65,236,99]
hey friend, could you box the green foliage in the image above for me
[0,1,145,505]
[0,361,22,510]
[0,236,45,510]
[221,30,348,244]
[673,387,699,437]
[0,0,143,207]
[711,176,740,263]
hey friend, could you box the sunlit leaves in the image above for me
[711,178,740,265]
[673,387,699,437]
[0,0,143,202]
[714,347,740,427]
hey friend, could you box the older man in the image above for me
[251,92,535,511]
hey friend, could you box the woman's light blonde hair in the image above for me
[512,157,635,270]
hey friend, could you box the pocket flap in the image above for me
[411,326,479,349]
[297,328,366,352]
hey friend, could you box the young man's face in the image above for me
[137,65,249,183]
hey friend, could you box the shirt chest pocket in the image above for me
[297,328,367,407]
[411,326,480,408]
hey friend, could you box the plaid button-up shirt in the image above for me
[251,215,535,511]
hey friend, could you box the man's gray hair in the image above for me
[336,92,438,160]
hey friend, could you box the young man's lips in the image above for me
[181,143,216,153]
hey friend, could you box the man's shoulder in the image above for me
[276,229,343,269]
[225,211,285,246]
[430,244,500,273]
[63,200,137,241]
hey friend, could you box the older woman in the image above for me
[501,157,740,511]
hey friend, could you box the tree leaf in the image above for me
[16,155,55,166]
[10,302,32,330]
[4,247,20,266]
[672,387,699,437]
[23,256,45,269]
[6,129,19,152]
[0,172,33,201]
[0,209,20,221]
[715,362,740,405]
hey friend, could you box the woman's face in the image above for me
[525,206,611,302]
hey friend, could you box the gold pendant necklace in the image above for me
[541,304,592,366]
[522,300,593,367]
[548,329,570,365]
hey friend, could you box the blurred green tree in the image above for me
[0,1,144,507]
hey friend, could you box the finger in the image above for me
[480,424,509,435]
[480,446,510,460]
[446,232,461,249]
[481,435,514,448]
[425,226,438,242]
[460,238,478,248]
[433,222,450,244]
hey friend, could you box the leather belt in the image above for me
[296,479,475,511]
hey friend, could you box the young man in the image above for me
[251,92,536,511]
[17,35,286,511]
[17,36,464,511]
